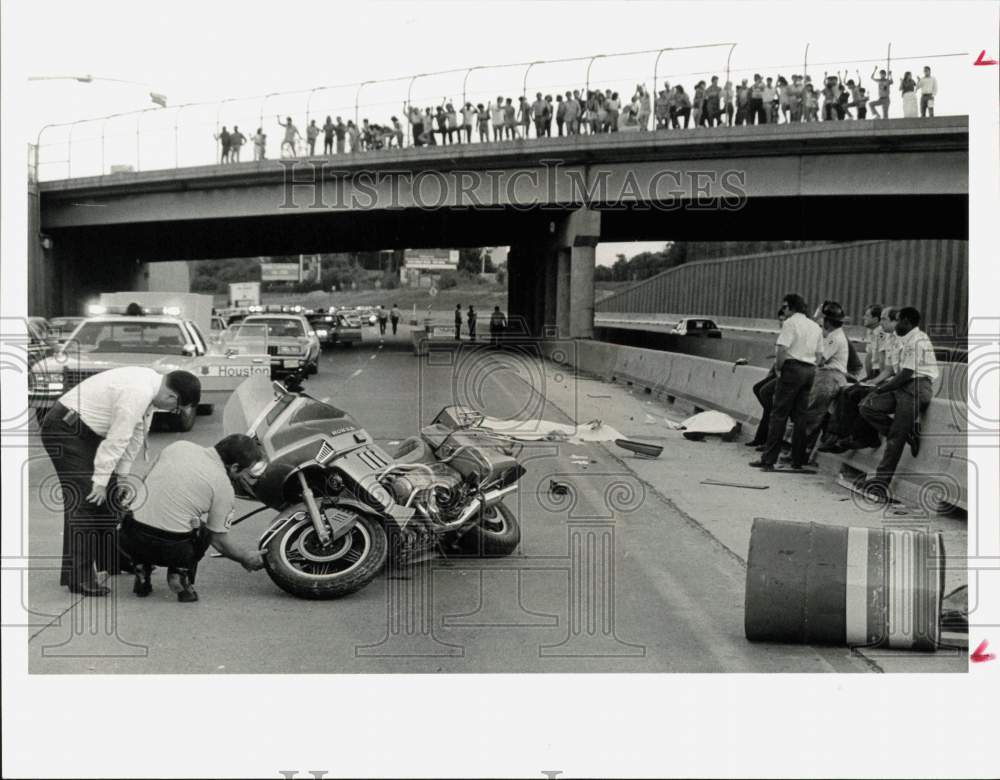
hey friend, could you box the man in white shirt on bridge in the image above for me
[916,66,938,117]
[749,293,823,471]
[859,306,939,496]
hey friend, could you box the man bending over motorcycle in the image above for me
[119,434,266,603]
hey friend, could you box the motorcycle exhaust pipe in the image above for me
[453,484,519,526]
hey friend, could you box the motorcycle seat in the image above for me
[393,436,433,464]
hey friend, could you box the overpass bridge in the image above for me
[31,117,968,337]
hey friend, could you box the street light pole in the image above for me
[585,54,606,95]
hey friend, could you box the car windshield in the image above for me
[69,321,189,355]
[243,318,305,338]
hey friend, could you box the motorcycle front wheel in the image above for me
[454,501,521,557]
[263,507,387,599]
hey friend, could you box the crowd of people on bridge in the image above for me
[214,64,940,160]
[745,294,939,502]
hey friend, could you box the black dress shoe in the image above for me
[177,587,199,603]
[748,460,775,471]
[133,565,152,597]
[68,582,110,597]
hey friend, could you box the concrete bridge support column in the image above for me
[557,208,600,340]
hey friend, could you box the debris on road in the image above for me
[680,410,740,441]
[700,479,770,490]
[614,439,664,458]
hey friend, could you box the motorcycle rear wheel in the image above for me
[454,501,521,557]
[263,508,387,599]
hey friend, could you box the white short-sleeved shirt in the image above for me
[132,441,235,534]
[775,313,823,365]
[897,327,940,386]
[865,327,885,372]
[60,366,162,487]
[882,333,902,373]
[820,328,850,374]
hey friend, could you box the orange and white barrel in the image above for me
[744,519,944,650]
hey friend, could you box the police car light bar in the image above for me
[87,304,183,316]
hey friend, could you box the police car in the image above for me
[232,311,321,376]
[306,310,363,348]
[28,302,270,430]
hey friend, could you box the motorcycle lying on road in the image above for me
[223,371,526,599]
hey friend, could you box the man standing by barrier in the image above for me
[489,305,507,348]
[467,305,478,342]
[749,294,822,471]
[858,307,939,496]
[454,304,463,340]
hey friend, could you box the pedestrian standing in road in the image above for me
[467,305,478,342]
[377,305,388,336]
[454,304,463,340]
[390,304,401,335]
[749,294,822,471]
[119,435,266,603]
[215,126,231,164]
[229,126,247,162]
[277,116,300,158]
[916,66,938,117]
[323,116,335,155]
[489,305,507,348]
[858,307,939,496]
[40,367,201,595]
[252,127,267,160]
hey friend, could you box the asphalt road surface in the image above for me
[25,324,905,673]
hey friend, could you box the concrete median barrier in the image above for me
[546,339,968,510]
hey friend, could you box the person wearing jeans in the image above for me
[858,307,939,495]
[749,294,822,471]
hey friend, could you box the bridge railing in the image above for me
[32,45,967,182]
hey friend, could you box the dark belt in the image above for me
[121,512,198,542]
[784,359,816,368]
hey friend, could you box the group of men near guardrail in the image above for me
[39,367,265,602]
[746,294,939,501]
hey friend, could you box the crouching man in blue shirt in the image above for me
[118,434,266,603]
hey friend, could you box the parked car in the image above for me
[672,318,722,338]
[29,309,270,429]
[26,318,54,368]
[45,316,85,347]
[307,311,363,348]
[236,313,321,376]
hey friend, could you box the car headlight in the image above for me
[314,329,328,338]
[277,345,300,355]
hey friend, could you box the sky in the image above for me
[4,0,984,265]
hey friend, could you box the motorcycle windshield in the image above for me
[222,373,278,436]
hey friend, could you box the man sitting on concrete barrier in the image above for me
[797,302,851,458]
[857,307,939,496]
[749,294,822,471]
[820,305,899,453]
